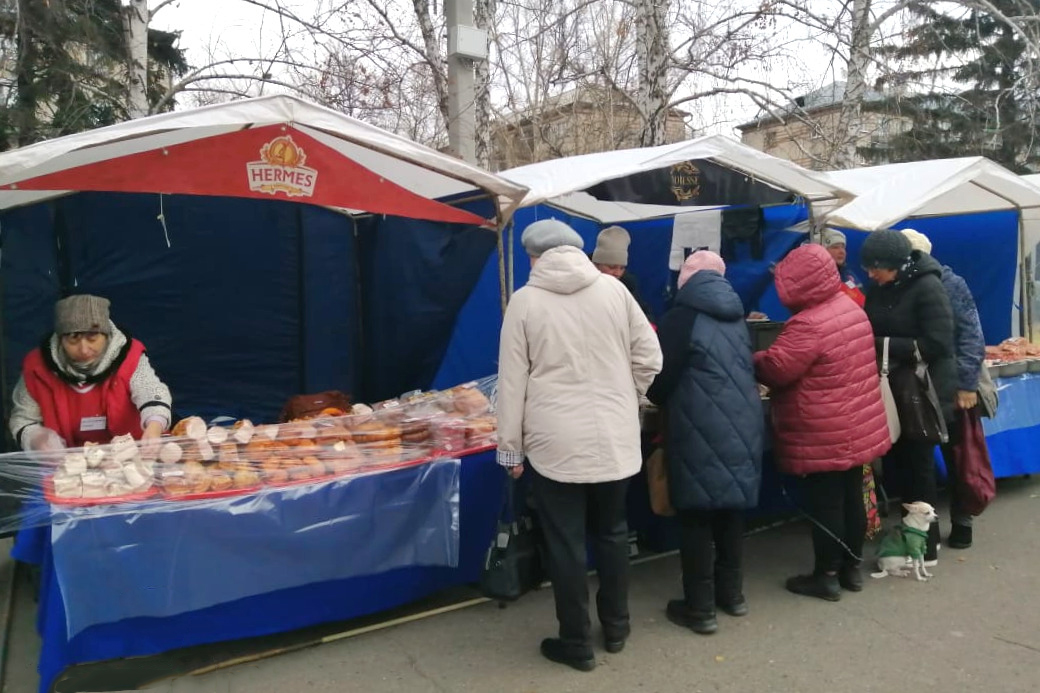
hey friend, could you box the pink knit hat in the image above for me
[678,250,726,289]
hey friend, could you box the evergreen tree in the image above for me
[866,1,1040,172]
[0,0,187,149]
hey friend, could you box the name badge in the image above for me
[80,416,108,432]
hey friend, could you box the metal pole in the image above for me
[445,0,477,164]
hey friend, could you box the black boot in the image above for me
[786,573,841,602]
[948,524,973,549]
[540,638,595,672]
[666,599,718,634]
[715,567,748,616]
[838,561,864,592]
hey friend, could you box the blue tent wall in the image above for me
[355,212,498,402]
[839,210,1018,344]
[433,202,810,388]
[0,192,500,435]
[0,192,361,427]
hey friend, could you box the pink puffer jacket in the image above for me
[754,244,891,475]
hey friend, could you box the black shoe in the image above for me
[948,524,973,549]
[540,638,595,672]
[924,522,940,562]
[716,596,749,617]
[604,636,626,654]
[666,599,718,634]
[785,573,841,602]
[838,564,864,592]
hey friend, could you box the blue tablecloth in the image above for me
[13,451,501,693]
[982,374,1040,477]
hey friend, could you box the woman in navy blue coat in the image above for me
[647,251,763,635]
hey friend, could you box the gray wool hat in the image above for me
[592,226,631,266]
[55,295,112,336]
[520,219,584,257]
[821,229,847,248]
[860,230,911,270]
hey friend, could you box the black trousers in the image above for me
[939,417,972,526]
[530,467,631,648]
[801,467,866,573]
[677,509,744,611]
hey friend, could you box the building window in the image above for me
[764,130,777,149]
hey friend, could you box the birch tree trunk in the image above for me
[835,0,871,168]
[635,0,670,147]
[123,0,150,118]
[412,0,450,130]
[473,0,494,169]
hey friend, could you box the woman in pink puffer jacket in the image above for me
[754,244,891,602]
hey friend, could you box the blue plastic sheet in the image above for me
[50,458,460,638]
[982,374,1040,436]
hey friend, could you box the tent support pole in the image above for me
[496,227,507,317]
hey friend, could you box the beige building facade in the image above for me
[491,87,689,171]
[737,82,911,170]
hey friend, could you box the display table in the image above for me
[982,373,1040,477]
[13,451,501,693]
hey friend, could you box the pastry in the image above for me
[172,416,208,440]
[232,419,255,444]
[196,440,216,462]
[209,472,233,492]
[81,470,107,498]
[110,434,140,463]
[453,387,490,417]
[61,453,87,476]
[159,441,183,464]
[52,473,83,498]
[207,426,229,445]
[352,422,401,444]
[233,466,260,489]
[83,442,106,468]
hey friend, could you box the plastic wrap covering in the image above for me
[0,375,497,534]
[982,374,1040,436]
[50,458,460,638]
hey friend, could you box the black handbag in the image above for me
[478,475,543,602]
[888,340,949,444]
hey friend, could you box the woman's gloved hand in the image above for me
[28,427,66,453]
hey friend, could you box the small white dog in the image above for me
[871,501,938,582]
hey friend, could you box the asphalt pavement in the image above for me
[4,476,1039,692]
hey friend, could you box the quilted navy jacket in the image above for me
[940,265,986,392]
[647,271,763,510]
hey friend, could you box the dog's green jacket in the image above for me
[877,525,928,560]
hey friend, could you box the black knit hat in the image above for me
[860,230,911,270]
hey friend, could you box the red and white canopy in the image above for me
[0,95,528,228]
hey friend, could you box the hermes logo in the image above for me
[670,161,701,202]
[246,135,318,198]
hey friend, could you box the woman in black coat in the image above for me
[860,230,956,563]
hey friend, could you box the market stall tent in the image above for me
[432,137,847,391]
[0,96,529,432]
[821,158,1040,343]
[0,94,527,225]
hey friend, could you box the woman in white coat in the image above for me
[496,219,662,672]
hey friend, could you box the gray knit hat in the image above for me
[55,295,112,335]
[592,226,631,266]
[821,229,846,248]
[859,230,911,270]
[520,219,584,257]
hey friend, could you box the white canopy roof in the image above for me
[1022,173,1040,189]
[0,94,528,225]
[499,134,849,223]
[823,158,1040,230]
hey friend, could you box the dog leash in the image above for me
[780,480,864,563]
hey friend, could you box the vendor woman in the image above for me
[8,295,172,451]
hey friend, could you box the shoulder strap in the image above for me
[881,338,891,376]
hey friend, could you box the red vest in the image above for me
[839,281,866,307]
[23,339,146,447]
